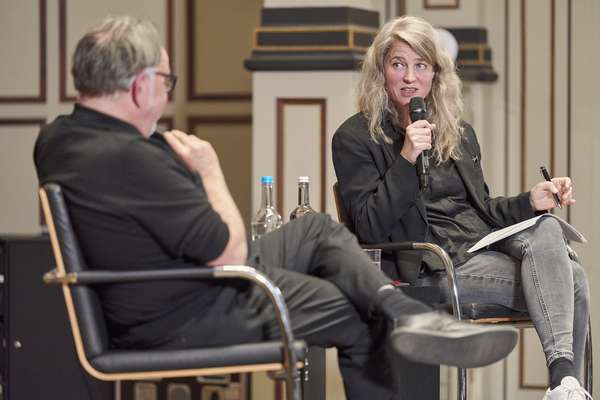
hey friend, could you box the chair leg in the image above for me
[423,243,467,400]
[290,375,302,400]
[584,317,593,394]
[457,367,467,400]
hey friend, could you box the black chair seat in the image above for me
[92,340,307,373]
[457,303,529,321]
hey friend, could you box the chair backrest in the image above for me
[332,182,353,232]
[39,183,110,360]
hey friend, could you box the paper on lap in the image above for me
[467,214,587,253]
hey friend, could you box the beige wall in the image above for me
[0,0,261,396]
[252,1,600,399]
[2,1,600,399]
[405,1,600,399]
[0,0,259,233]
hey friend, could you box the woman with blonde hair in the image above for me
[333,15,591,400]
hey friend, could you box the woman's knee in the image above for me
[535,216,564,239]
[518,217,568,256]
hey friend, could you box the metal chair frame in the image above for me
[332,182,592,400]
[40,183,305,400]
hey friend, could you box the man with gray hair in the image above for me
[35,15,518,399]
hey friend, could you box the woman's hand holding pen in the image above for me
[529,177,576,211]
[400,120,436,164]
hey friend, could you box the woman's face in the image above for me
[384,40,435,112]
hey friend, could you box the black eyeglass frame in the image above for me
[153,71,177,93]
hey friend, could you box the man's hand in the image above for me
[530,177,576,211]
[164,129,247,265]
[163,130,221,178]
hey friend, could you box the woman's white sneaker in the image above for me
[543,377,592,400]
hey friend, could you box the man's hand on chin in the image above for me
[163,130,222,178]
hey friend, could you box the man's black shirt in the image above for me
[34,104,230,348]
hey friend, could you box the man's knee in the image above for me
[303,212,332,225]
[288,212,340,236]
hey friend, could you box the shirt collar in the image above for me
[383,112,405,140]
[72,103,143,136]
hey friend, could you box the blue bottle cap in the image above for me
[261,176,273,184]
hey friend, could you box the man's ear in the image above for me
[131,72,149,108]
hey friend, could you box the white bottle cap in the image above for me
[298,176,309,183]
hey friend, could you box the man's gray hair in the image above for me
[72,15,162,96]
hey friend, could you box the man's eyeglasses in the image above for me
[154,71,177,92]
[146,69,177,93]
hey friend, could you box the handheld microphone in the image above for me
[409,97,429,190]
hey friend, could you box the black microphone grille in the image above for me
[409,97,426,113]
[409,97,426,123]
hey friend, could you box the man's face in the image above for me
[145,48,171,131]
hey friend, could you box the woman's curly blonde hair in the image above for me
[358,15,464,163]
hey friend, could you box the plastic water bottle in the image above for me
[251,176,283,240]
[289,176,316,220]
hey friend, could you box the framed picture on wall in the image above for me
[424,0,460,9]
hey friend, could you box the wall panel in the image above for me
[0,119,45,234]
[59,0,172,101]
[276,98,326,219]
[187,0,261,101]
[570,0,600,391]
[0,0,46,102]
[522,0,552,192]
[188,116,253,226]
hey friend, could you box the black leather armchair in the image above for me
[332,182,592,400]
[39,183,306,400]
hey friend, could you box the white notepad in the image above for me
[467,213,587,253]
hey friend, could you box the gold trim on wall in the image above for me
[457,44,490,65]
[254,44,370,52]
[457,60,492,66]
[254,25,378,33]
[253,25,376,53]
